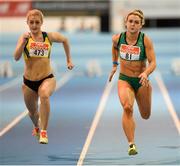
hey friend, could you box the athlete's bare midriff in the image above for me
[120,58,146,77]
[24,58,52,80]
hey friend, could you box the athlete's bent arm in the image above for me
[48,32,74,70]
[109,44,119,82]
[139,35,156,85]
[14,32,30,61]
[144,35,156,76]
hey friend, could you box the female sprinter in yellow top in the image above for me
[109,9,156,155]
[14,9,74,144]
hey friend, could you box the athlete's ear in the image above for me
[26,19,30,26]
[124,21,127,29]
[124,16,128,29]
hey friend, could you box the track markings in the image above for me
[77,77,116,166]
[0,72,74,137]
[154,71,180,134]
[0,76,21,92]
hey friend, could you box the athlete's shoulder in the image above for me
[47,32,67,43]
[112,33,121,49]
[143,33,153,47]
[112,33,120,43]
[42,32,53,44]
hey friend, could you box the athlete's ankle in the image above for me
[129,142,135,146]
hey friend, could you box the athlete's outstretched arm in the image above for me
[109,34,119,82]
[139,35,156,86]
[109,46,119,82]
[14,32,30,61]
[48,32,74,70]
[143,35,156,76]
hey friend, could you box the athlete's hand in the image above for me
[139,72,149,87]
[67,61,74,70]
[109,66,117,82]
[22,32,31,43]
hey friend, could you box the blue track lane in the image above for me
[83,76,180,165]
[0,75,107,165]
[0,30,180,165]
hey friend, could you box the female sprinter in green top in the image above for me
[109,9,156,155]
[14,9,74,144]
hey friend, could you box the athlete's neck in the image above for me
[30,31,43,42]
[126,31,139,41]
[126,31,139,45]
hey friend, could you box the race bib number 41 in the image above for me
[29,42,49,58]
[120,44,141,61]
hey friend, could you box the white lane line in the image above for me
[0,110,28,137]
[77,78,116,166]
[0,72,74,137]
[154,71,180,134]
[0,76,21,92]
[55,72,73,90]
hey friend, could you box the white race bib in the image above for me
[29,42,49,58]
[120,44,141,61]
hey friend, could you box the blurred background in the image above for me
[0,0,180,77]
[0,0,180,33]
[0,0,180,165]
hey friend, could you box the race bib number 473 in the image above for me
[120,44,141,61]
[29,42,49,58]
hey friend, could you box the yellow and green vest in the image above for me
[23,32,52,60]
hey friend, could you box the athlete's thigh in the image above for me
[22,84,38,112]
[38,77,56,97]
[135,82,152,113]
[118,80,135,107]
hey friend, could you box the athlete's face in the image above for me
[125,14,142,34]
[27,15,42,34]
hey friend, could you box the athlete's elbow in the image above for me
[153,62,157,70]
[14,54,20,61]
[62,37,69,45]
[14,57,19,61]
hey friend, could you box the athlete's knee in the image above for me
[39,88,50,99]
[123,103,133,116]
[39,94,49,104]
[140,111,151,119]
[39,94,49,102]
